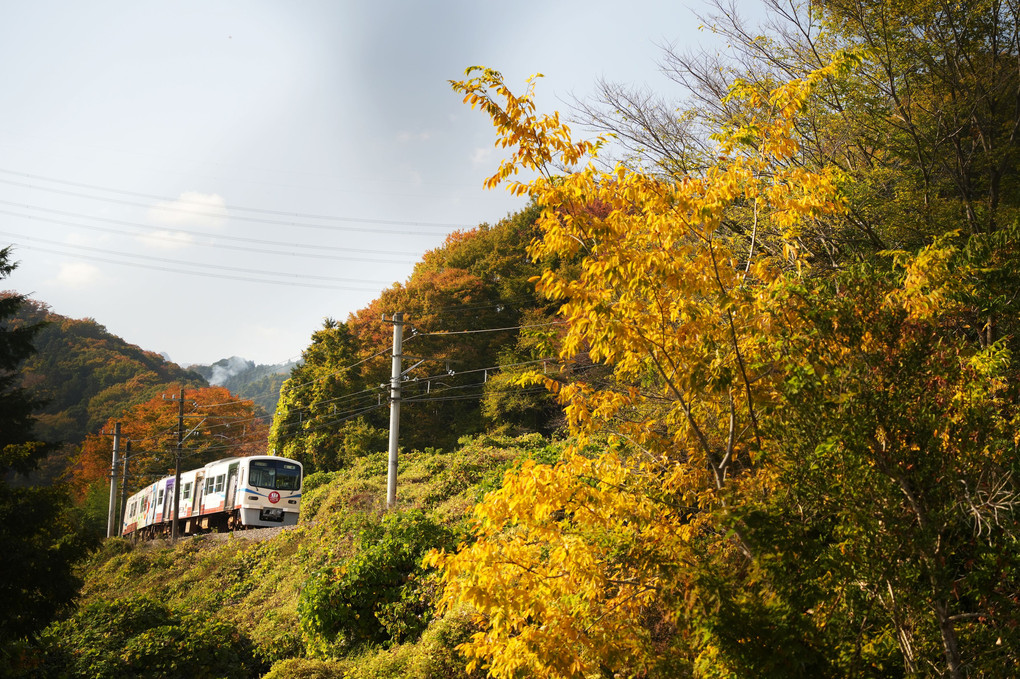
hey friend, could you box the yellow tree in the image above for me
[432,55,1020,676]
[429,61,851,678]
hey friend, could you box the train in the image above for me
[121,455,303,539]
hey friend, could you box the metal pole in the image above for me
[106,423,120,538]
[172,388,184,542]
[386,312,403,509]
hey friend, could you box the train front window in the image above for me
[249,460,301,491]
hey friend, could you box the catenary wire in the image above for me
[9,241,385,291]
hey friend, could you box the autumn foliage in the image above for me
[429,27,1020,678]
[73,385,269,499]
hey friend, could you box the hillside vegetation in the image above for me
[189,357,297,417]
[270,203,564,471]
[5,299,207,484]
[5,1,1020,677]
[12,300,207,445]
[15,434,556,679]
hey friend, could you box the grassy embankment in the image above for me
[51,434,558,679]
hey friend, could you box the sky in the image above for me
[0,0,738,367]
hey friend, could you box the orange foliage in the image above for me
[71,384,269,499]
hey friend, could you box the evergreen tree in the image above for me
[0,247,96,648]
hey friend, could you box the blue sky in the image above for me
[0,0,745,366]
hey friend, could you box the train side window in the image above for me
[205,477,215,495]
[182,482,192,500]
[157,488,164,506]
[214,475,225,493]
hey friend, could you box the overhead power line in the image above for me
[0,231,396,286]
[0,170,469,231]
[0,200,430,253]
[8,241,386,291]
[415,321,565,337]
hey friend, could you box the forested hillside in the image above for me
[4,299,208,484]
[8,299,207,445]
[270,204,564,472]
[189,357,297,416]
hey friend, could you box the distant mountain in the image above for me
[187,356,297,416]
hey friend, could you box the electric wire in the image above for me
[414,321,565,337]
[9,241,385,291]
[1,230,395,286]
[0,203,422,261]
[0,168,474,228]
[0,175,465,233]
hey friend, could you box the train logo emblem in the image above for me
[268,491,281,504]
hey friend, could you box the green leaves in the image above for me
[299,510,457,655]
[34,596,260,679]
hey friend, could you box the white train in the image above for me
[121,455,303,539]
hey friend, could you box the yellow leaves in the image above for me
[451,68,601,191]
[437,61,856,676]
[431,448,698,678]
[885,236,971,321]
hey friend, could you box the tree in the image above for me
[73,386,270,502]
[575,0,1020,264]
[430,50,1020,678]
[272,207,565,472]
[270,319,377,473]
[0,247,96,647]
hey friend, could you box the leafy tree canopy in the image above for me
[429,2,1020,675]
[270,206,565,473]
[74,385,271,502]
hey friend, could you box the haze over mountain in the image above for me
[187,356,298,416]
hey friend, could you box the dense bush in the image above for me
[299,509,458,655]
[262,658,348,679]
[30,596,260,678]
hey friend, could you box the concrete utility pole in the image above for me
[172,387,184,542]
[106,422,121,538]
[118,440,130,533]
[384,312,404,509]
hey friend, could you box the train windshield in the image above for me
[248,459,302,491]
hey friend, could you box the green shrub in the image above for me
[298,510,457,656]
[301,470,342,494]
[34,595,260,678]
[262,657,348,679]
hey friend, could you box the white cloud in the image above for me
[55,261,103,287]
[396,130,432,143]
[471,147,493,166]
[137,229,195,250]
[148,191,228,229]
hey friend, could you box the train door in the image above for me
[162,479,174,527]
[226,462,240,512]
[195,471,206,514]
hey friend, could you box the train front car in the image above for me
[238,456,303,528]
